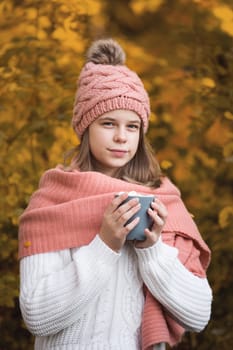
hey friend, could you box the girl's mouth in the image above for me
[109,149,128,158]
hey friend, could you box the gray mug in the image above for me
[117,194,155,241]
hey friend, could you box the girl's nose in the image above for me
[113,127,127,142]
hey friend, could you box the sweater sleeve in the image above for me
[19,235,120,337]
[135,237,212,332]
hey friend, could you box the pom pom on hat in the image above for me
[86,38,126,65]
[72,38,150,138]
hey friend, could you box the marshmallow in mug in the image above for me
[117,191,153,196]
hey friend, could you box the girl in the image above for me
[19,39,212,350]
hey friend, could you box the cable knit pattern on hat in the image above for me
[72,41,150,137]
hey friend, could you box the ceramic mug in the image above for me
[117,193,155,241]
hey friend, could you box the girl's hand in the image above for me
[99,193,141,252]
[134,198,167,249]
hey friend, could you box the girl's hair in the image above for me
[64,126,162,188]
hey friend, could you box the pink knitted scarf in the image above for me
[18,168,210,349]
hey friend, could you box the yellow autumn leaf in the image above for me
[7,82,19,92]
[49,126,78,165]
[52,25,84,51]
[39,16,51,29]
[153,76,164,85]
[58,54,73,66]
[223,142,233,158]
[213,5,233,22]
[85,0,102,16]
[24,24,37,35]
[160,159,173,170]
[224,111,233,120]
[8,173,21,185]
[130,0,164,14]
[212,5,233,36]
[156,58,168,67]
[162,113,172,123]
[195,149,217,168]
[0,1,12,14]
[201,77,216,88]
[15,148,32,164]
[6,190,18,206]
[130,0,145,14]
[37,29,47,40]
[221,21,233,36]
[54,0,102,16]
[12,215,19,226]
[149,112,158,123]
[219,206,233,228]
[52,27,66,41]
[26,8,37,20]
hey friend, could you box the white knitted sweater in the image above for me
[20,235,212,350]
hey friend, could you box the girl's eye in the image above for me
[102,122,114,127]
[128,124,139,130]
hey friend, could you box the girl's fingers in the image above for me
[146,199,167,239]
[112,194,141,221]
[148,208,164,226]
[134,228,158,248]
[124,216,140,234]
[117,202,141,225]
[113,192,128,205]
[150,199,168,221]
[106,192,129,214]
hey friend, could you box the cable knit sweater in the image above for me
[19,169,212,349]
[20,235,212,350]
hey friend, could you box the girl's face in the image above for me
[88,109,141,176]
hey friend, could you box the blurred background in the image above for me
[0,0,233,349]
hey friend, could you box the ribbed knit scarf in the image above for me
[18,168,211,349]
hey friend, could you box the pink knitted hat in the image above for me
[72,39,150,138]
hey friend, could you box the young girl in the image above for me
[19,39,212,350]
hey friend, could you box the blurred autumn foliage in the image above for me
[0,0,233,349]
